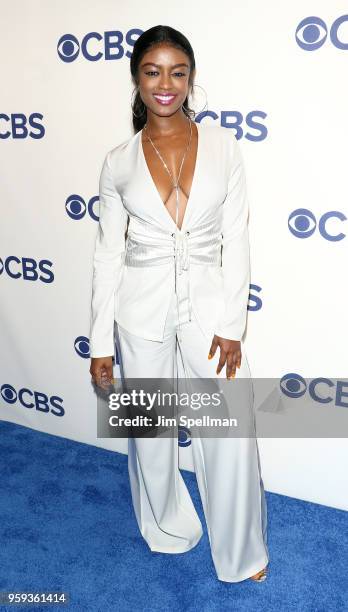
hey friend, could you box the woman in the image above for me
[89,25,269,583]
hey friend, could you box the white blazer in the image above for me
[89,122,250,358]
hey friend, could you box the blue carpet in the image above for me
[0,419,346,611]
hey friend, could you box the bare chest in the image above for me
[141,125,199,231]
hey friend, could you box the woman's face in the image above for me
[137,43,193,118]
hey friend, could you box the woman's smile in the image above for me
[153,93,178,105]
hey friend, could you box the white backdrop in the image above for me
[1,0,347,510]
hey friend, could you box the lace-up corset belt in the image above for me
[124,217,223,335]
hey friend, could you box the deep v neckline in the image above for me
[139,120,201,233]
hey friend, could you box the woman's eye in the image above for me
[145,71,186,77]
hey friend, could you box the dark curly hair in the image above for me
[130,25,196,133]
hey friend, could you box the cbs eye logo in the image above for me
[280,374,307,398]
[280,373,348,408]
[288,208,347,241]
[74,336,91,359]
[178,426,191,447]
[74,336,121,364]
[57,29,141,62]
[296,15,348,50]
[65,195,99,221]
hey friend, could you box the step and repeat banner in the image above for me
[1,1,347,510]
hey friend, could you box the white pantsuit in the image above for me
[89,121,269,582]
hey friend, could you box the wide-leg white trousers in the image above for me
[114,277,269,583]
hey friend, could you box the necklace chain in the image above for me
[143,116,193,229]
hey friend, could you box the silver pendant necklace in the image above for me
[143,115,193,229]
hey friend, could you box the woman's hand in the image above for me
[208,335,241,379]
[90,356,114,389]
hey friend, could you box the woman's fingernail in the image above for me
[208,353,212,359]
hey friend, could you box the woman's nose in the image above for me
[158,74,172,88]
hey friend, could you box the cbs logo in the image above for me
[199,111,267,141]
[296,15,348,50]
[0,257,54,283]
[66,195,100,221]
[57,29,141,62]
[1,384,64,416]
[280,373,348,407]
[0,113,45,139]
[288,208,346,241]
[74,336,121,365]
[178,426,191,447]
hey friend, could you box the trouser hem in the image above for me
[149,531,203,554]
[216,554,270,583]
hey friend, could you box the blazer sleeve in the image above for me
[89,151,128,358]
[213,134,251,342]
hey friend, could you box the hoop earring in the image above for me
[183,83,208,115]
[131,88,146,118]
